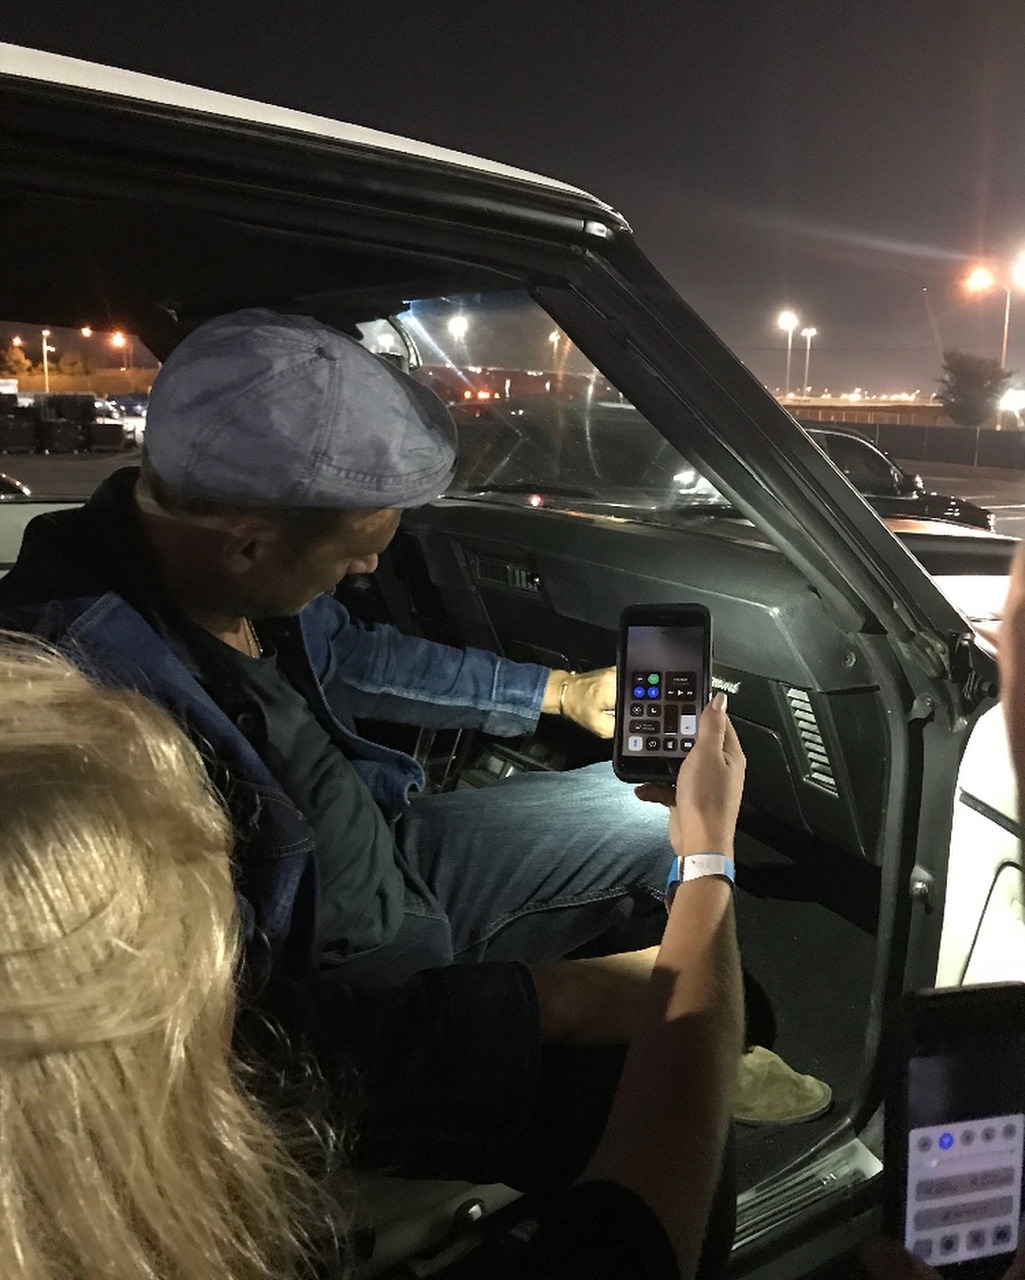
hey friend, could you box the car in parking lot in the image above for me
[804,428,994,531]
[1,41,1022,1279]
[0,470,30,498]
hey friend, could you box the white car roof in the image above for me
[0,42,606,205]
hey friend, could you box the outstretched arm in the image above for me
[578,694,746,1278]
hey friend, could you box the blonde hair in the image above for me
[0,634,344,1280]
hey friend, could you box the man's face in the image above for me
[247,507,401,617]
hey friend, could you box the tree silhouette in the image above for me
[0,343,33,378]
[937,350,1011,426]
[57,350,92,377]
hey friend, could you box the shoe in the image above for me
[733,1045,833,1126]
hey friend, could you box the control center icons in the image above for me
[624,670,699,753]
[906,1113,1023,1266]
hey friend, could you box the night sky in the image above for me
[4,0,1025,394]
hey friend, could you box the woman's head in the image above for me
[0,635,329,1280]
[0,632,236,1060]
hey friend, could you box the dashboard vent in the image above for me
[471,555,541,594]
[785,687,838,795]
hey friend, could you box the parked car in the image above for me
[111,394,148,448]
[668,424,994,530]
[0,470,30,499]
[1,41,1021,1280]
[806,428,995,531]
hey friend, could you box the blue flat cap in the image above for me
[145,309,457,509]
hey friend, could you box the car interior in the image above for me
[1,69,1015,1274]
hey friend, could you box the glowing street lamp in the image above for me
[40,328,56,393]
[777,310,799,395]
[800,327,817,392]
[964,265,996,295]
[110,330,134,372]
[447,314,469,342]
[14,331,56,391]
[964,255,1025,368]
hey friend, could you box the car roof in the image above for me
[0,43,612,208]
[0,43,629,357]
[807,427,873,445]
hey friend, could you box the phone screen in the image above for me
[903,1048,1023,1269]
[614,605,711,784]
[888,990,1025,1276]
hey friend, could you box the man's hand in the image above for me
[543,666,616,738]
[530,947,660,1044]
[635,693,745,858]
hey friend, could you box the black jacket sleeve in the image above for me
[241,961,543,1182]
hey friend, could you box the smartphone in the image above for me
[612,603,712,785]
[883,983,1025,1277]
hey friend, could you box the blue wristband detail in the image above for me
[665,853,736,909]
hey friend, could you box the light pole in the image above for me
[14,329,58,391]
[964,256,1025,368]
[777,310,799,395]
[111,330,133,373]
[40,328,56,394]
[800,327,817,392]
[548,329,560,367]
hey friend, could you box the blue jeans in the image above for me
[330,761,674,988]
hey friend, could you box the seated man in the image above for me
[0,308,828,1187]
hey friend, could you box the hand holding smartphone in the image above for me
[884,984,1025,1278]
[612,603,712,786]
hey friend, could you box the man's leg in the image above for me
[397,760,672,964]
[398,759,832,1128]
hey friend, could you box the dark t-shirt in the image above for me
[435,1180,680,1279]
[184,624,405,955]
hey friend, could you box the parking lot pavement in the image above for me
[0,448,140,499]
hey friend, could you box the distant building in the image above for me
[777,395,955,427]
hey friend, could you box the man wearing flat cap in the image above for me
[0,309,829,1192]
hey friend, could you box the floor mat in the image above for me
[731,824,879,1191]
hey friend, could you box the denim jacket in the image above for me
[0,468,551,1166]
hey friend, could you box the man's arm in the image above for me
[309,594,616,739]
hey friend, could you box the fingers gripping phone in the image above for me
[884,983,1025,1277]
[612,603,712,785]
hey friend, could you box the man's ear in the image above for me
[221,514,280,576]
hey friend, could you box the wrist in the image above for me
[542,669,573,716]
[673,830,735,859]
[665,853,735,910]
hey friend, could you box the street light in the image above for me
[447,314,469,342]
[110,330,133,372]
[800,327,817,392]
[964,255,1025,368]
[777,310,799,395]
[40,328,56,394]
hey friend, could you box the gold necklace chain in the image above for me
[243,618,262,659]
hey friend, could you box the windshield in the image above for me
[377,290,735,520]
